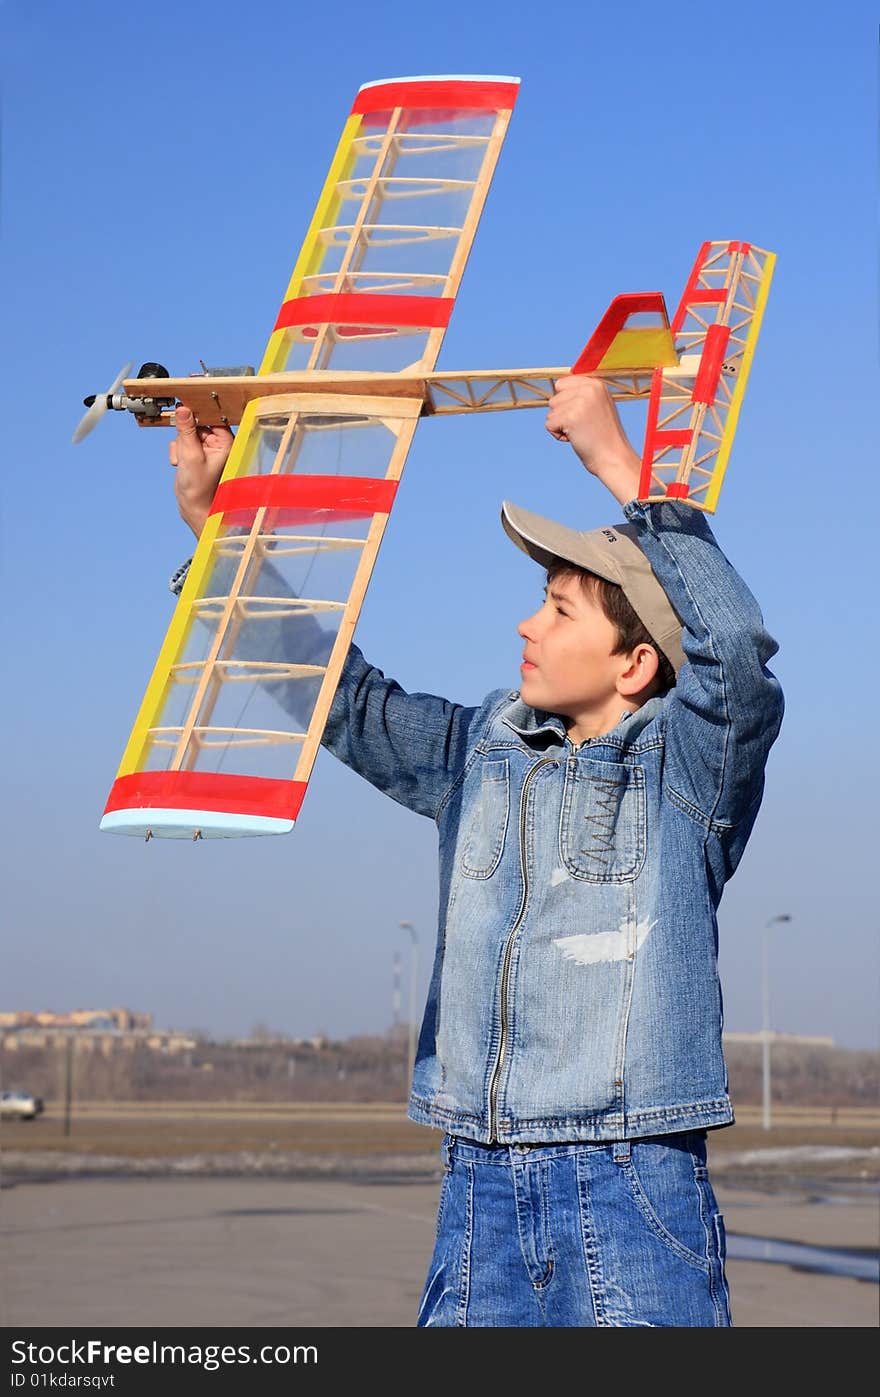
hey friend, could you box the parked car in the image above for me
[0,1090,44,1120]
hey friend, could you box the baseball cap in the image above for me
[501,500,686,674]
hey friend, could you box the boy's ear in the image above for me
[617,643,660,698]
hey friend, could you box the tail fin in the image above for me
[572,293,678,374]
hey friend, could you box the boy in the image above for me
[168,376,784,1327]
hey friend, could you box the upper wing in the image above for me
[101,76,519,840]
[260,75,520,377]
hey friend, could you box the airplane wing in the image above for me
[102,75,520,839]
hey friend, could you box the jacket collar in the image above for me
[501,696,567,746]
[501,692,665,748]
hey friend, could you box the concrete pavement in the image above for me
[1,1175,876,1328]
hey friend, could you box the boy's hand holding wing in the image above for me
[169,405,235,536]
[546,376,642,506]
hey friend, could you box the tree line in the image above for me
[2,1033,877,1107]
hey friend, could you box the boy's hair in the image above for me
[547,559,677,697]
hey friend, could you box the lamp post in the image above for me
[762,913,792,1131]
[391,949,402,1030]
[399,921,419,1096]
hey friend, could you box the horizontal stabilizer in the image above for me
[573,293,678,374]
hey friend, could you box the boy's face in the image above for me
[517,574,625,719]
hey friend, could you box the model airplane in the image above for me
[80,74,774,840]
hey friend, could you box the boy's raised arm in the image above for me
[320,651,482,819]
[621,501,783,831]
[548,377,784,832]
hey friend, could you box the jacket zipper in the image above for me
[487,755,559,1141]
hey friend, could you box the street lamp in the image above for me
[399,921,419,1097]
[762,913,792,1131]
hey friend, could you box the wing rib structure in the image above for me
[102,75,520,838]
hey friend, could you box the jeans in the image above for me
[416,1131,732,1327]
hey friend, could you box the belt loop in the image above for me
[442,1134,456,1172]
[612,1138,631,1164]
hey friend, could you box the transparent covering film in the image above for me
[233,409,403,479]
[270,100,511,375]
[275,415,401,477]
[300,270,447,295]
[140,504,372,779]
[333,179,475,236]
[350,131,491,183]
[238,415,292,474]
[214,411,296,480]
[314,224,462,278]
[358,110,498,138]
[277,328,432,374]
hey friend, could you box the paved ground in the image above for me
[0,1174,876,1328]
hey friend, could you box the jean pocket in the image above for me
[617,1139,712,1272]
[559,759,646,882]
[461,758,510,879]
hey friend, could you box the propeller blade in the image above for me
[71,361,134,444]
[108,360,134,395]
[72,398,107,444]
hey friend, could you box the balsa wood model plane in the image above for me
[77,74,775,841]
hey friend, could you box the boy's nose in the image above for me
[518,612,539,641]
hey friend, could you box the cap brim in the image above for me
[501,501,625,586]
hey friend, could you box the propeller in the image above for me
[72,361,134,444]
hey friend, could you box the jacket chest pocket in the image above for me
[461,758,510,879]
[559,759,646,882]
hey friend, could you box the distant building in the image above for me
[0,1008,152,1032]
[0,1007,194,1056]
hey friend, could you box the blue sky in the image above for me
[2,1,877,1050]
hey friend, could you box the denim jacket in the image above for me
[171,499,783,1142]
[319,500,784,1142]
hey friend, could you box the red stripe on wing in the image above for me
[210,475,398,519]
[105,772,308,821]
[351,79,519,114]
[275,293,454,334]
